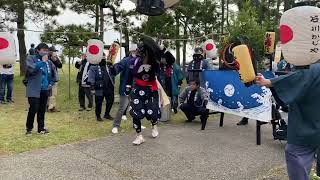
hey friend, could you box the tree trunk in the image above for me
[17,1,27,76]
[221,0,225,34]
[276,0,281,24]
[284,0,295,11]
[124,26,130,56]
[99,5,104,41]
[95,4,100,33]
[175,14,181,65]
[226,0,229,26]
[182,25,188,72]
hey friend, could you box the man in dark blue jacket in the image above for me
[25,43,57,135]
[111,44,139,134]
[88,57,116,121]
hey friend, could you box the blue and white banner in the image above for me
[203,70,274,122]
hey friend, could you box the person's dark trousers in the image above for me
[285,144,319,180]
[95,95,104,118]
[171,96,178,111]
[123,105,128,116]
[95,90,114,118]
[180,103,209,130]
[26,90,49,132]
[0,74,14,101]
[78,85,93,109]
[104,90,114,117]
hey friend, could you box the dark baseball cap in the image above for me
[49,46,58,52]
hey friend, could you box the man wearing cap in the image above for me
[111,44,139,134]
[47,46,62,112]
[25,43,57,135]
[187,47,213,88]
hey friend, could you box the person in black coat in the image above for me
[75,54,93,111]
[47,46,63,112]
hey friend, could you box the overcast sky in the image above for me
[11,0,226,62]
[25,0,136,47]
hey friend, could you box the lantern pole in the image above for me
[119,13,123,59]
[68,47,71,100]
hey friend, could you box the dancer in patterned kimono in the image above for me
[126,38,162,145]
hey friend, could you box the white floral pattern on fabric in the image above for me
[141,109,145,114]
[147,110,153,115]
[133,99,140,105]
[139,90,145,96]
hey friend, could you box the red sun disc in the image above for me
[279,25,293,44]
[0,38,9,50]
[88,45,99,55]
[206,43,215,51]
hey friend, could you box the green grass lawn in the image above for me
[0,64,185,154]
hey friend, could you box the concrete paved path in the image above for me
[0,115,286,180]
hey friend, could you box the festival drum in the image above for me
[232,45,256,84]
[0,32,17,65]
[86,39,104,64]
[107,41,120,65]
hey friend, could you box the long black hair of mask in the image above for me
[137,37,161,65]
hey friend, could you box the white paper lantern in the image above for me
[280,6,320,66]
[203,39,218,59]
[86,39,104,64]
[0,32,17,65]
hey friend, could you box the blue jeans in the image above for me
[0,74,14,101]
[285,144,319,180]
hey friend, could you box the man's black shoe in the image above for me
[104,115,114,120]
[26,131,32,136]
[237,118,249,126]
[97,117,103,122]
[38,129,50,135]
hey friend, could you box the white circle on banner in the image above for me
[224,84,235,97]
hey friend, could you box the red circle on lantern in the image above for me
[280,25,293,44]
[0,38,9,50]
[206,43,215,51]
[88,45,99,55]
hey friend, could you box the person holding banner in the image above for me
[125,38,162,145]
[25,43,57,135]
[88,56,116,121]
[179,80,209,130]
